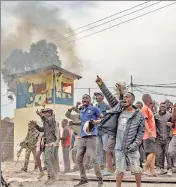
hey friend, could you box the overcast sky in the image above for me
[1,1,176,118]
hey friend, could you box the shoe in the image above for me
[103,171,113,176]
[21,167,27,172]
[74,179,88,187]
[47,177,56,185]
[97,177,103,187]
[38,171,45,179]
[167,169,172,176]
[157,168,167,175]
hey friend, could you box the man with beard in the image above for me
[96,76,145,187]
[94,92,110,171]
[74,94,103,187]
[155,102,172,176]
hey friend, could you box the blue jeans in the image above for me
[115,150,141,174]
[96,134,109,166]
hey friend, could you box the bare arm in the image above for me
[145,120,151,135]
[60,128,69,140]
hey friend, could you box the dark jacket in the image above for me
[35,115,57,145]
[155,111,172,140]
[98,83,145,153]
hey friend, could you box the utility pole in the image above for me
[130,75,133,93]
[88,88,91,96]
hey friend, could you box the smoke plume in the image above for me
[1,1,82,74]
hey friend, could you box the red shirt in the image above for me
[61,127,71,147]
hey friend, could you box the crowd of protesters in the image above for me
[19,76,176,187]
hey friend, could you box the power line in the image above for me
[52,1,153,41]
[56,1,161,42]
[64,2,176,44]
[152,83,176,86]
[134,87,145,95]
[66,1,150,33]
[135,86,176,97]
[74,86,115,90]
[2,1,154,44]
[134,84,176,88]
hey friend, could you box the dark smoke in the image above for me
[1,1,82,74]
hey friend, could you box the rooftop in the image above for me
[10,65,82,80]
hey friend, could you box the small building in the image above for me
[1,119,14,161]
[11,65,81,160]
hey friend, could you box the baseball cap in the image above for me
[94,92,104,97]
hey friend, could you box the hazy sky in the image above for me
[1,1,176,118]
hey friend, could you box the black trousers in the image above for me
[156,139,172,170]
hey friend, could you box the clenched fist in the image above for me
[95,75,103,86]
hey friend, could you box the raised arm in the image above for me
[95,76,118,108]
[115,83,124,101]
[65,108,80,122]
[74,102,81,113]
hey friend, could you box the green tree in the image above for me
[2,40,62,95]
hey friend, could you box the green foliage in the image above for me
[2,40,62,95]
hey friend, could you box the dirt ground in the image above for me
[1,161,176,187]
